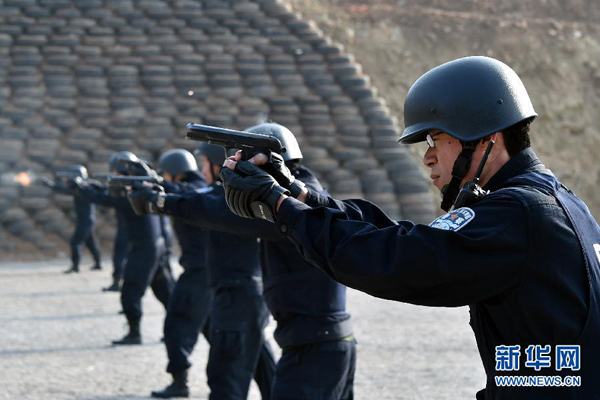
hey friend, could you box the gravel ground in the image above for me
[0,258,486,400]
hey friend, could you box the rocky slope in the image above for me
[284,0,600,219]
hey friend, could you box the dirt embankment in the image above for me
[284,0,600,219]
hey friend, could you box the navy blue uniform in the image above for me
[158,215,175,285]
[51,184,101,269]
[203,215,273,400]
[274,149,600,399]
[163,167,356,400]
[111,212,129,284]
[161,172,212,375]
[78,184,174,323]
[164,172,275,399]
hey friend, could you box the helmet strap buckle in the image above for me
[440,141,477,211]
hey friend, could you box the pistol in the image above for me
[186,123,285,160]
[55,171,80,179]
[106,175,161,198]
[107,175,160,187]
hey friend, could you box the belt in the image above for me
[283,333,355,351]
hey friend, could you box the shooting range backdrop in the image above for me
[0,0,436,256]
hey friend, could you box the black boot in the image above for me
[151,370,190,398]
[102,280,121,292]
[112,319,142,346]
[64,265,79,274]
[90,263,102,271]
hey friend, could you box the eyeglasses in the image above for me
[426,133,441,148]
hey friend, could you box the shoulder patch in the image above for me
[428,207,475,232]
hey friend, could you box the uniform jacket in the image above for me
[78,184,163,267]
[163,166,353,347]
[162,171,209,271]
[164,179,261,291]
[275,148,600,399]
[51,183,96,227]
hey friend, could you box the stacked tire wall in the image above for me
[0,0,436,257]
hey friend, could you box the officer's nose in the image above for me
[423,147,436,169]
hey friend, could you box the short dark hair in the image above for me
[502,118,533,157]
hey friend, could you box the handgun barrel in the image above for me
[185,123,284,153]
[106,175,158,186]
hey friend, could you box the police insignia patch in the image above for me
[429,207,475,231]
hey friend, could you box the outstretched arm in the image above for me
[163,187,286,242]
[273,192,527,307]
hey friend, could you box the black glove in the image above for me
[260,152,306,198]
[64,176,89,194]
[127,182,166,216]
[65,177,81,191]
[127,160,163,183]
[220,161,290,222]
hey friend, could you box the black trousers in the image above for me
[164,270,276,399]
[206,284,276,400]
[70,223,100,268]
[121,245,174,322]
[164,268,213,373]
[271,339,356,400]
[112,228,129,282]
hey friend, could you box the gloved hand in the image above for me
[68,176,90,191]
[260,152,306,198]
[127,182,166,216]
[126,160,163,184]
[65,177,81,191]
[220,161,290,222]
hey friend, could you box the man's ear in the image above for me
[480,132,500,144]
[212,164,221,177]
[478,132,501,162]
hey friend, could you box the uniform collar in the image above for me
[483,147,543,192]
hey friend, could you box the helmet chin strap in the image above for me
[440,141,477,211]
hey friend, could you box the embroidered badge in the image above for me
[429,207,475,232]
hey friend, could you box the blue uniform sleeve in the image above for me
[162,187,286,242]
[162,180,197,195]
[276,191,529,307]
[50,183,75,196]
[77,184,129,209]
[305,188,400,226]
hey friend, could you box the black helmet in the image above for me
[195,142,227,166]
[158,149,198,176]
[109,151,139,175]
[400,56,537,144]
[68,165,88,179]
[57,165,88,179]
[245,123,302,163]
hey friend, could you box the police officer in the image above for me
[77,151,174,345]
[221,57,600,399]
[44,165,102,274]
[130,124,356,400]
[131,147,275,399]
[147,149,212,398]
